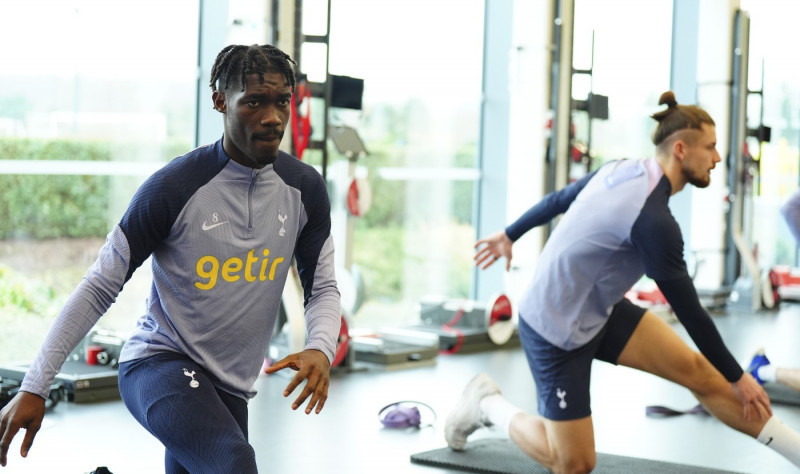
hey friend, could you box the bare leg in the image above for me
[509,413,596,473]
[447,375,597,473]
[617,311,766,437]
[776,367,800,393]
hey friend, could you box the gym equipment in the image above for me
[410,438,741,474]
[0,360,119,404]
[645,403,709,418]
[485,294,515,345]
[625,284,676,322]
[329,124,369,270]
[329,75,364,110]
[0,376,65,411]
[568,31,610,183]
[765,382,800,407]
[724,12,774,313]
[411,294,519,354]
[770,265,800,301]
[378,400,436,429]
[350,328,439,368]
[291,74,312,159]
[69,328,126,369]
[331,313,351,368]
[0,328,124,403]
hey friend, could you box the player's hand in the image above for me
[474,231,513,271]
[0,391,46,467]
[264,349,331,414]
[731,373,772,421]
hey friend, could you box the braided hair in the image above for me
[650,91,715,150]
[209,44,297,92]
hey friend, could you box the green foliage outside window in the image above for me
[0,138,112,239]
[343,107,478,302]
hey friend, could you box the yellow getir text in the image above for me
[195,249,285,290]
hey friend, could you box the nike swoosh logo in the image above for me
[202,221,228,231]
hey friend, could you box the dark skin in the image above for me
[212,71,292,168]
[263,349,332,414]
[0,71,331,468]
[0,392,44,467]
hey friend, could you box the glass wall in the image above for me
[323,0,485,327]
[740,0,800,269]
[0,0,200,362]
[564,0,672,296]
[572,0,673,170]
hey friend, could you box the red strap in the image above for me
[439,308,465,355]
[291,84,311,159]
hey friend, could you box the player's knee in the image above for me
[551,450,596,474]
[682,352,723,393]
[219,443,257,474]
[553,455,597,474]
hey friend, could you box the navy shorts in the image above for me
[118,352,257,474]
[519,298,646,421]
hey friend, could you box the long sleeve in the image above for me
[631,184,742,382]
[300,235,341,363]
[657,276,743,382]
[20,227,131,398]
[290,163,341,363]
[505,170,597,242]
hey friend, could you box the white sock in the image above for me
[479,393,523,437]
[756,365,777,383]
[757,415,800,467]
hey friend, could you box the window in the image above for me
[740,0,800,268]
[572,0,673,169]
[0,0,199,362]
[323,0,485,327]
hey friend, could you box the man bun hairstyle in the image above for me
[650,90,715,147]
[209,44,297,92]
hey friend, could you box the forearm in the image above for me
[657,276,743,382]
[21,234,129,397]
[299,235,341,363]
[303,284,341,363]
[505,170,597,241]
[21,280,115,397]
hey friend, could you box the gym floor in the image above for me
[2,303,800,473]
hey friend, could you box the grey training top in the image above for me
[22,138,341,400]
[508,158,742,382]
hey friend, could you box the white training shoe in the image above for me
[444,373,501,451]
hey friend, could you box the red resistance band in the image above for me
[439,308,465,355]
[291,81,311,159]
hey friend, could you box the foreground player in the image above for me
[0,44,341,473]
[446,91,800,472]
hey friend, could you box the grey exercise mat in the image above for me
[765,382,800,406]
[410,438,743,474]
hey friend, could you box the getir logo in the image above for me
[195,249,285,290]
